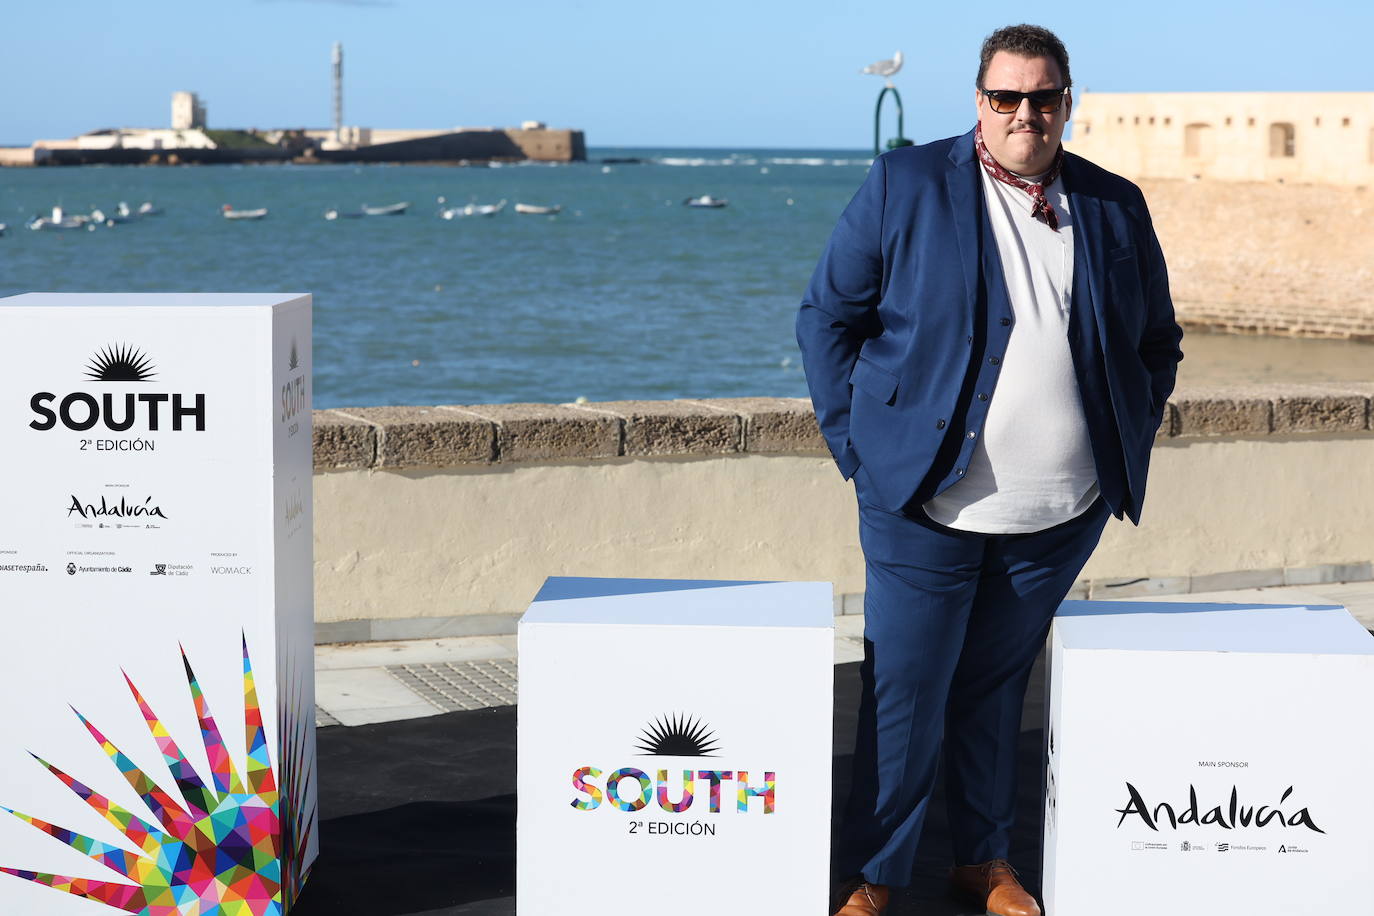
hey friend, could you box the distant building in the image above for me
[35,128,217,151]
[1067,92,1374,186]
[171,91,207,130]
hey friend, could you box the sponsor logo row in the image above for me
[1129,840,1309,855]
[0,561,253,577]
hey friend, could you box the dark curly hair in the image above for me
[976,24,1072,89]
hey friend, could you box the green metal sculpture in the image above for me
[862,51,913,155]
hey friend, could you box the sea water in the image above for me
[2,148,1368,408]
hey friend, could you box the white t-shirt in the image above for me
[922,165,1099,534]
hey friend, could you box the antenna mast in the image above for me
[332,42,343,143]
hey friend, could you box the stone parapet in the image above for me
[311,385,1374,471]
[570,400,743,456]
[313,410,376,469]
[329,406,494,468]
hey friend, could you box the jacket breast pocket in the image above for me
[849,357,899,406]
[1108,244,1140,288]
[1107,243,1146,335]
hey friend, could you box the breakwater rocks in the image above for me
[1142,179,1374,340]
[309,386,1374,471]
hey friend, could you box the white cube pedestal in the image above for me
[1044,600,1374,916]
[0,293,318,915]
[517,577,834,915]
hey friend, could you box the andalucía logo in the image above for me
[284,488,305,525]
[30,345,206,433]
[1115,783,1325,833]
[570,714,776,816]
[67,494,169,520]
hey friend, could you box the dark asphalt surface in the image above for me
[294,654,1052,916]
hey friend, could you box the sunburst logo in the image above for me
[287,340,299,373]
[85,345,157,382]
[634,714,720,757]
[0,637,315,915]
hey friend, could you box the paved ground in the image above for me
[315,581,1374,728]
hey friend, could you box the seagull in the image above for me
[861,50,904,87]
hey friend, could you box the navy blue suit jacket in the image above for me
[796,129,1183,525]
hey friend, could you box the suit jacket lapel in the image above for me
[1067,168,1110,354]
[945,131,981,309]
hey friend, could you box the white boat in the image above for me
[684,195,729,209]
[514,203,563,215]
[137,201,163,216]
[470,198,506,217]
[93,203,138,226]
[361,202,409,216]
[439,199,507,219]
[222,204,268,220]
[27,206,89,231]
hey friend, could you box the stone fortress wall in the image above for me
[306,391,1374,641]
[1140,177,1374,339]
[1067,92,1374,186]
[1065,94,1374,340]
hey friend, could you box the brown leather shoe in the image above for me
[948,859,1040,916]
[832,880,890,916]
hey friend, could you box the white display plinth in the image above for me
[1044,600,1374,916]
[517,577,833,915]
[0,293,317,915]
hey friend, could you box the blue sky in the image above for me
[3,0,1369,149]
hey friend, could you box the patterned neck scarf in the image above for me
[974,122,1065,231]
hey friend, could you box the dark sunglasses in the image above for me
[981,87,1069,114]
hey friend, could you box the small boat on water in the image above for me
[361,202,409,216]
[439,199,507,219]
[684,195,728,209]
[514,203,563,215]
[92,203,139,226]
[137,201,163,216]
[27,206,89,231]
[222,204,268,220]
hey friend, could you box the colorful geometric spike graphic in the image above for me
[0,636,314,914]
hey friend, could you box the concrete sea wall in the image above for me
[313,128,585,164]
[309,386,1374,641]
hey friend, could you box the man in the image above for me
[797,24,1183,916]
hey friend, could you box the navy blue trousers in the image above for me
[839,475,1109,886]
